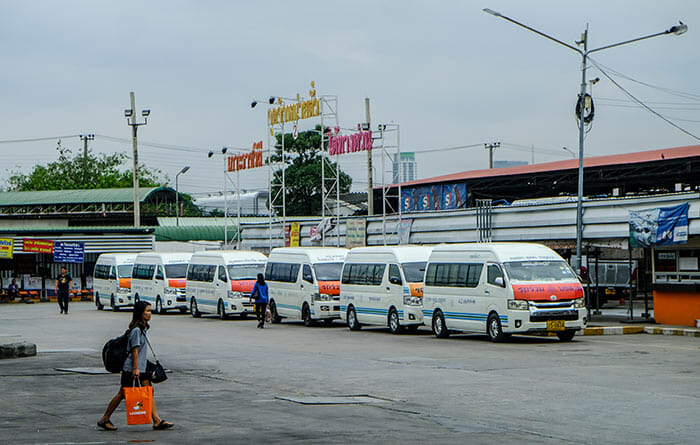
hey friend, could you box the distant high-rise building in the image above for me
[493,160,528,169]
[393,152,417,184]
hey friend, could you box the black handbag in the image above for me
[145,337,168,384]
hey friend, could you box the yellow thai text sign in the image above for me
[23,239,54,253]
[290,222,300,247]
[0,238,13,259]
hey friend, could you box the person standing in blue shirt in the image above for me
[250,273,269,329]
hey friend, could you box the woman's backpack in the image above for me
[102,329,131,373]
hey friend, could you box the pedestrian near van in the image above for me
[250,273,269,328]
[98,301,173,431]
[55,267,72,314]
[6,279,19,303]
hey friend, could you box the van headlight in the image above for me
[573,297,585,309]
[313,293,332,301]
[404,296,422,306]
[508,299,529,310]
[228,291,242,299]
[164,287,178,295]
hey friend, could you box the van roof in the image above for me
[96,253,138,263]
[430,243,561,262]
[269,247,348,263]
[346,245,433,262]
[190,250,267,263]
[134,252,193,263]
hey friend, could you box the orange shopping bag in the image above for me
[124,383,153,425]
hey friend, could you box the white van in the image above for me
[187,251,267,319]
[93,253,137,311]
[340,246,432,334]
[266,247,348,326]
[422,243,586,342]
[131,252,192,314]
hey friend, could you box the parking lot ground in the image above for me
[2,302,699,444]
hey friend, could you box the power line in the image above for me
[0,135,80,144]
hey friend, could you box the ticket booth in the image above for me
[652,244,700,326]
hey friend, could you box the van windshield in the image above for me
[313,262,343,281]
[117,265,133,278]
[504,261,577,283]
[402,262,427,283]
[228,263,266,281]
[165,264,188,279]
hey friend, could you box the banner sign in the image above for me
[267,81,320,125]
[629,203,689,248]
[228,142,264,172]
[328,130,373,156]
[401,183,467,212]
[23,239,54,253]
[345,219,366,248]
[290,222,300,247]
[53,241,85,263]
[0,238,13,259]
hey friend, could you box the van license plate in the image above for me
[547,320,565,331]
[605,288,616,295]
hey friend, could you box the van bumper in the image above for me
[505,308,587,334]
[224,298,256,315]
[310,302,340,320]
[401,305,424,325]
[116,292,133,307]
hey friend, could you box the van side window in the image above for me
[341,263,386,285]
[218,266,228,282]
[388,264,402,285]
[425,263,483,288]
[155,266,164,280]
[265,262,300,283]
[109,266,117,280]
[487,264,504,287]
[302,264,313,283]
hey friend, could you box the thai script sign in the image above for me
[290,222,300,247]
[345,219,366,248]
[228,143,264,172]
[53,241,85,263]
[0,238,13,259]
[23,239,54,253]
[267,82,320,125]
[329,130,373,156]
[629,203,689,248]
[401,183,467,212]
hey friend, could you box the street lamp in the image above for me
[208,147,230,247]
[562,147,577,158]
[175,166,190,227]
[483,8,687,274]
[124,92,150,229]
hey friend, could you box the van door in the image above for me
[216,265,228,309]
[388,264,403,320]
[484,263,508,329]
[154,265,164,302]
[301,264,314,316]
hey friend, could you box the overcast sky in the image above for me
[2,1,699,198]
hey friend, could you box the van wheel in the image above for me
[432,310,449,338]
[347,305,361,331]
[111,295,119,312]
[155,297,163,314]
[218,300,227,320]
[388,308,401,334]
[269,300,282,324]
[487,313,507,342]
[95,293,103,310]
[190,298,201,318]
[302,303,314,327]
[557,330,576,342]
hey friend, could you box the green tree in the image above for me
[271,125,352,216]
[7,141,168,191]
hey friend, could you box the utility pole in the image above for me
[484,142,500,169]
[79,134,94,186]
[365,98,373,215]
[124,92,150,229]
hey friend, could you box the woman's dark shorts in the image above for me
[120,370,152,387]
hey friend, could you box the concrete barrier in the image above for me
[0,342,37,359]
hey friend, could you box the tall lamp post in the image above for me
[483,8,687,273]
[562,147,577,158]
[208,148,229,247]
[175,166,190,227]
[124,92,150,229]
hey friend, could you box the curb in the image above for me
[0,342,37,359]
[578,326,645,336]
[644,326,700,337]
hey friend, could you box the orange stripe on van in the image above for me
[512,283,583,301]
[168,279,186,288]
[232,280,256,293]
[318,281,340,295]
[409,283,423,297]
[119,278,131,289]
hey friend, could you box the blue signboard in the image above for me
[629,203,688,248]
[401,183,467,213]
[53,241,85,263]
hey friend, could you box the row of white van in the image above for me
[94,243,587,341]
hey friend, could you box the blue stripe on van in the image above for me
[342,306,404,319]
[423,309,508,327]
[276,303,300,312]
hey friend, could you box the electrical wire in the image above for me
[0,135,80,144]
[589,56,700,141]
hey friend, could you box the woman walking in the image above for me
[98,301,173,431]
[250,273,269,328]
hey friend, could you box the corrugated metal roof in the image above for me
[397,145,700,188]
[0,187,174,206]
[154,225,238,242]
[157,217,269,226]
[0,226,154,234]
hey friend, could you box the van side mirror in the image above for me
[494,277,505,288]
[389,277,402,285]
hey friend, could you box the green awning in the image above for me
[153,225,238,242]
